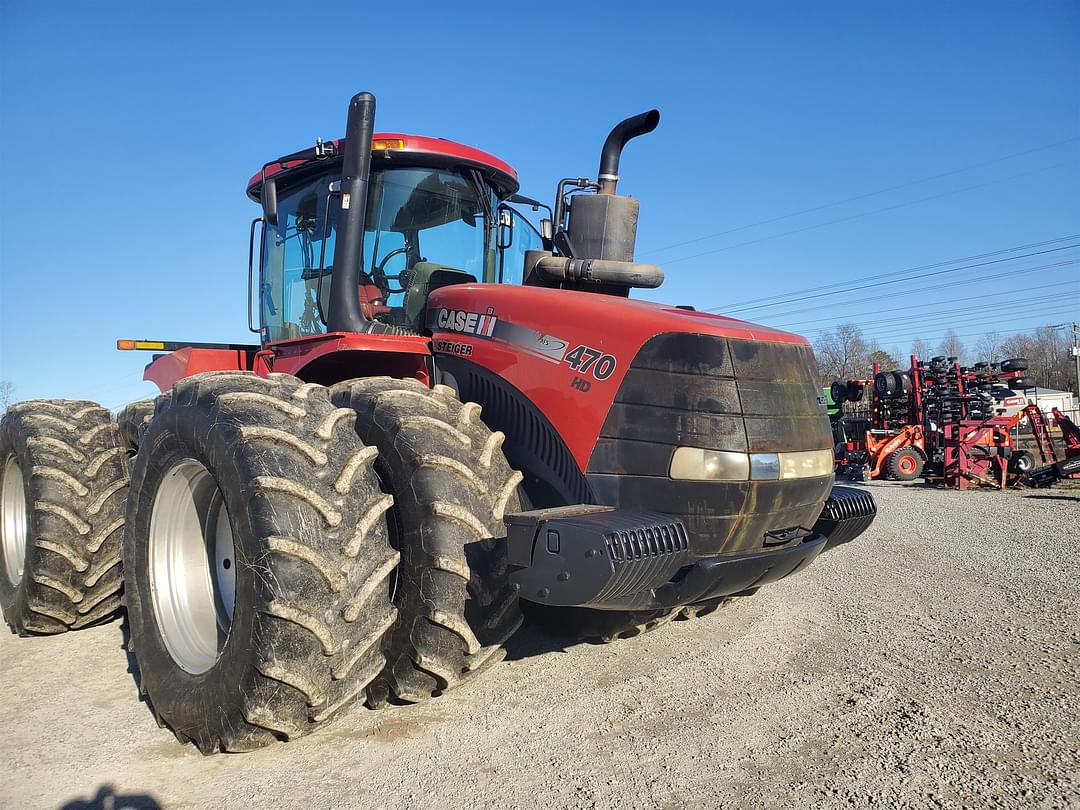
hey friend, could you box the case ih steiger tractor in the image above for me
[0,92,875,753]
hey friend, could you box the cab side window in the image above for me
[497,206,544,286]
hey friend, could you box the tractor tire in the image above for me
[1001,358,1029,373]
[330,376,524,705]
[117,398,157,450]
[1010,450,1036,474]
[0,400,128,635]
[848,381,865,402]
[1009,377,1035,390]
[122,372,399,753]
[886,447,924,482]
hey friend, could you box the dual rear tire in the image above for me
[121,372,523,751]
[122,373,400,752]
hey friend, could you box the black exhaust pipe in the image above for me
[327,91,376,333]
[597,109,660,194]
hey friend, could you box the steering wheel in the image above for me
[373,246,412,296]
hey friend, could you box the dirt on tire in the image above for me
[122,371,399,753]
[331,376,524,705]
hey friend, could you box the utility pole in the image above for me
[1059,321,1080,402]
[1073,322,1080,402]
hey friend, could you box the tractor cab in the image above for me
[246,134,541,341]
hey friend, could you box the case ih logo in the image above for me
[436,308,497,337]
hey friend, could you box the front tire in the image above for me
[0,400,128,634]
[123,372,398,753]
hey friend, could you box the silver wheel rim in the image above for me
[149,459,236,674]
[1,455,28,586]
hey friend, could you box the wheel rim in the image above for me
[149,459,236,674]
[899,456,916,474]
[1,455,28,586]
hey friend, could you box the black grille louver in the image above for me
[813,486,877,550]
[593,516,690,603]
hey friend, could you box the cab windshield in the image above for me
[259,166,497,341]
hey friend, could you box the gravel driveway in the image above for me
[1,482,1077,810]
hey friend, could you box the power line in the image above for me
[639,135,1080,257]
[663,159,1079,268]
[706,234,1080,312]
[865,323,1076,348]
[713,242,1080,315]
[724,258,1078,322]
[852,304,1080,343]
[772,278,1080,330]
[803,301,1079,342]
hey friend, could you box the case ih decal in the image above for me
[430,307,571,365]
[435,307,498,336]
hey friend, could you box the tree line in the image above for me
[813,323,1077,393]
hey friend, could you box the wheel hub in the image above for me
[148,459,236,674]
[1,455,28,586]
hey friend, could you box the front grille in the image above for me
[586,332,834,556]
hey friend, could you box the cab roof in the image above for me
[246,133,519,201]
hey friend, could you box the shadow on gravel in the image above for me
[503,618,579,661]
[117,612,158,728]
[1022,494,1080,502]
[60,783,162,810]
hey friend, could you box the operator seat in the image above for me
[358,270,391,320]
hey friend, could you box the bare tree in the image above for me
[813,322,869,383]
[0,380,14,411]
[911,338,931,361]
[937,329,965,362]
[973,331,1003,364]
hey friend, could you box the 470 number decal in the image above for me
[563,344,617,380]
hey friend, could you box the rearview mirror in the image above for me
[262,177,279,227]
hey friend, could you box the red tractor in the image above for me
[0,92,875,753]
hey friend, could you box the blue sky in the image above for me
[2,1,1077,409]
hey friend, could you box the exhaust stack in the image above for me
[597,109,660,195]
[327,91,376,333]
[563,109,661,267]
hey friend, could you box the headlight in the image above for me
[669,447,750,481]
[670,447,833,481]
[779,448,834,479]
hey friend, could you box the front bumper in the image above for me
[507,485,875,610]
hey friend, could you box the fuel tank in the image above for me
[426,284,834,558]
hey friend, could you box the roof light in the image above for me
[116,340,166,351]
[372,138,405,151]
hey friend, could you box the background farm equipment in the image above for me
[829,354,1061,488]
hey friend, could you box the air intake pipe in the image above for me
[327,91,376,333]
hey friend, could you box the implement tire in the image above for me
[887,447,924,481]
[123,372,398,753]
[0,400,128,634]
[330,376,524,704]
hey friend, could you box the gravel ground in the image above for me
[1,481,1078,810]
